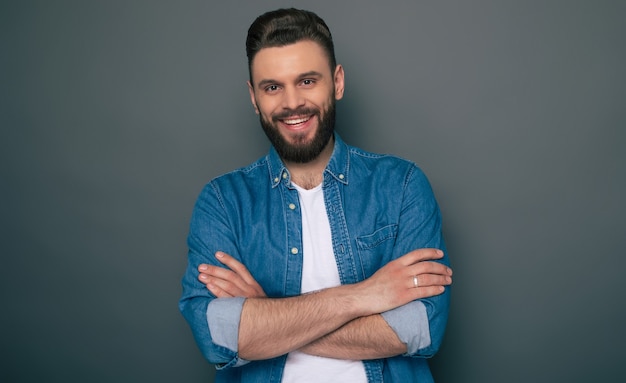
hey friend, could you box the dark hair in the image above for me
[246,8,337,83]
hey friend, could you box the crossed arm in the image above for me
[198,249,452,361]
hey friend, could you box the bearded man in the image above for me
[179,8,452,383]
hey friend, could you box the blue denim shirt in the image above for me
[179,134,450,383]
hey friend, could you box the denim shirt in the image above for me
[179,134,450,383]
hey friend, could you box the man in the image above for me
[179,8,452,383]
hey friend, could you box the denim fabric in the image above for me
[179,134,450,383]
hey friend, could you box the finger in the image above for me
[199,264,266,298]
[400,248,444,266]
[201,273,248,296]
[396,283,447,303]
[201,253,267,298]
[205,281,234,298]
[198,263,237,281]
[215,251,252,282]
[201,272,246,297]
[215,252,258,285]
[408,261,452,277]
[203,273,266,298]
[412,285,446,299]
[215,251,246,273]
[410,273,452,289]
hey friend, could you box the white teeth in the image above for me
[283,116,310,125]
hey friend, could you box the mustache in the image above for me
[272,107,320,122]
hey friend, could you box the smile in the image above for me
[281,116,312,125]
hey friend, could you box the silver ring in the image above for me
[413,275,419,288]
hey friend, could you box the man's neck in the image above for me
[284,137,334,190]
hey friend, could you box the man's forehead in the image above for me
[250,40,332,82]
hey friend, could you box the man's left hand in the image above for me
[197,252,267,298]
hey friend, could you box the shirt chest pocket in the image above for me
[355,224,398,278]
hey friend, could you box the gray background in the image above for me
[1,1,625,382]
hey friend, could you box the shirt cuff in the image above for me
[207,297,250,368]
[381,300,431,355]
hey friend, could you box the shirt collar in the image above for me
[267,133,350,188]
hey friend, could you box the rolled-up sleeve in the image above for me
[206,297,249,368]
[381,301,431,355]
[178,182,251,369]
[383,165,451,358]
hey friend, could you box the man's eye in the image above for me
[265,85,279,92]
[302,79,315,86]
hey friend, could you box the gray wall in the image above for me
[2,1,625,382]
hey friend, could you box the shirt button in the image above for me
[339,174,345,180]
[282,173,288,179]
[289,203,296,210]
[274,177,279,183]
[291,247,299,255]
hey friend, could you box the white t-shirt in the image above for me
[281,183,367,383]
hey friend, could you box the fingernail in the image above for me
[215,252,223,258]
[199,264,207,271]
[437,250,444,256]
[199,274,207,280]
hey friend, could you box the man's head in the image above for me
[245,9,344,164]
[246,8,337,84]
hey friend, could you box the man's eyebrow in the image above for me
[298,71,324,79]
[256,71,324,89]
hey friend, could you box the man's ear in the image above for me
[333,64,345,101]
[247,81,259,114]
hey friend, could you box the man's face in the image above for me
[248,40,345,163]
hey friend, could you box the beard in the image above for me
[259,100,335,164]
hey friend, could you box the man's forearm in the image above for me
[238,284,371,360]
[204,248,451,361]
[299,314,407,360]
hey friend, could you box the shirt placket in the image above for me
[281,173,304,297]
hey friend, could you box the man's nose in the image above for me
[282,86,305,110]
